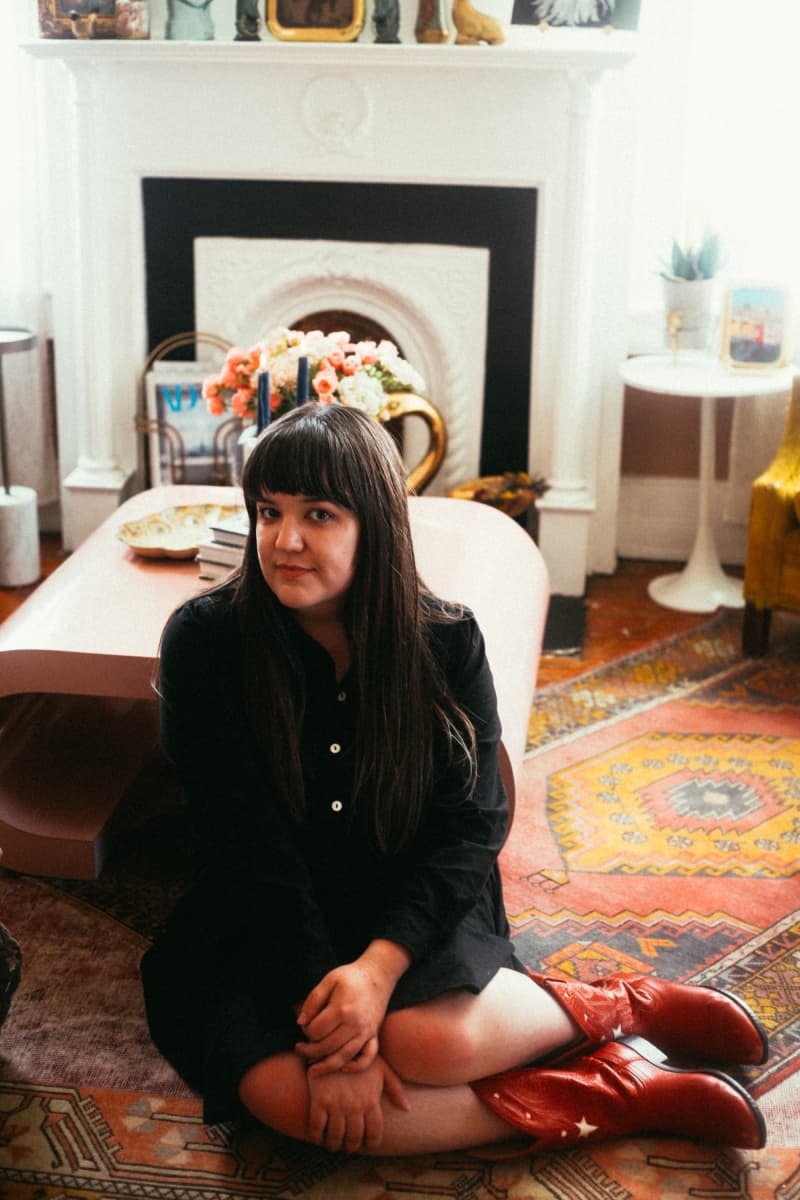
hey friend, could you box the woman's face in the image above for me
[255,491,360,624]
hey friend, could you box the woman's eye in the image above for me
[257,506,279,520]
[309,508,334,523]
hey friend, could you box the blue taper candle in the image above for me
[257,369,270,433]
[296,356,309,404]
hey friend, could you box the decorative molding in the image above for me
[300,74,371,150]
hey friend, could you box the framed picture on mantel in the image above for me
[38,0,117,37]
[512,0,640,29]
[266,0,366,40]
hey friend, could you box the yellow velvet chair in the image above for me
[742,369,800,654]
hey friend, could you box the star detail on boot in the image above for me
[612,1025,626,1039]
[575,1116,598,1139]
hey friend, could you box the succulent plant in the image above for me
[660,231,722,281]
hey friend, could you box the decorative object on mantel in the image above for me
[165,0,215,39]
[373,0,401,42]
[0,329,40,589]
[234,0,261,38]
[37,0,117,37]
[719,282,793,370]
[114,0,150,37]
[660,229,722,353]
[204,327,446,493]
[513,0,640,28]
[452,0,505,44]
[266,0,365,41]
[415,0,450,42]
[449,471,548,517]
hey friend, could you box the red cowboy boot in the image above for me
[472,1038,766,1153]
[530,971,768,1066]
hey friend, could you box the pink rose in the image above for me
[313,368,338,398]
[231,388,254,418]
[342,355,360,376]
[325,349,345,370]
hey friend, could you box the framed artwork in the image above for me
[266,0,365,40]
[145,362,233,486]
[38,0,117,38]
[512,0,640,29]
[720,283,792,370]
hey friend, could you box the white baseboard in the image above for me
[617,476,747,566]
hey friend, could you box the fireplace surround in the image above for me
[24,32,639,594]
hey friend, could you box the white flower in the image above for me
[337,373,387,415]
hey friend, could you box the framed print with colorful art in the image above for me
[145,362,230,486]
[720,283,792,369]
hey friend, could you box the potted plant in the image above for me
[660,230,722,351]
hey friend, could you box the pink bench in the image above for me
[0,486,548,879]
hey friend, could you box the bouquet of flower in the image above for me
[203,327,427,424]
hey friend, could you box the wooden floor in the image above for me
[537,560,742,688]
[0,535,742,688]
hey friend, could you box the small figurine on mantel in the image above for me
[452,0,505,43]
[235,0,261,39]
[414,0,450,42]
[68,8,98,37]
[165,0,214,39]
[373,0,401,41]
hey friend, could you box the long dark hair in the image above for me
[235,402,476,854]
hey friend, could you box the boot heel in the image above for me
[620,1037,767,1149]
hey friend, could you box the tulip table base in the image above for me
[619,353,792,614]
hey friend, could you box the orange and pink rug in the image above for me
[2,612,799,1197]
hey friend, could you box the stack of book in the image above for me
[196,509,248,581]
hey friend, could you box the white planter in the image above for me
[662,277,717,351]
[0,486,40,587]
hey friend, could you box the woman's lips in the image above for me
[276,564,312,580]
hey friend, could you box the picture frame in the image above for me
[512,0,640,29]
[38,0,117,38]
[266,0,366,41]
[719,283,792,370]
[144,362,235,487]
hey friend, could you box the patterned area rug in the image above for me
[2,614,799,1198]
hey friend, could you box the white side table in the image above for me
[619,351,793,613]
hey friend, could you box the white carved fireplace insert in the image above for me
[25,32,638,595]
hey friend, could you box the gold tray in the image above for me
[448,473,544,518]
[117,504,245,559]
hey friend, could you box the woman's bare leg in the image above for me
[239,1051,520,1157]
[380,967,579,1085]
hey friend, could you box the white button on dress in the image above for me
[331,800,343,813]
[330,743,341,754]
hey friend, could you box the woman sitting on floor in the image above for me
[141,402,768,1156]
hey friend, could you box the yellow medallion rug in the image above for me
[2,612,799,1198]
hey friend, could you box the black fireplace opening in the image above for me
[142,178,537,476]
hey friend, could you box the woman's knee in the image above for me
[380,1006,479,1085]
[238,1052,309,1140]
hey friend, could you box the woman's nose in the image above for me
[275,519,304,551]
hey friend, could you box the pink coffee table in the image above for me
[0,485,242,879]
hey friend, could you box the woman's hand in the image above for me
[305,1055,409,1153]
[296,939,411,1075]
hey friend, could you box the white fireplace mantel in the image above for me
[24,31,639,592]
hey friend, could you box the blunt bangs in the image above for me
[242,405,366,516]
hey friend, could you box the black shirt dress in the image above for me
[140,587,523,1123]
